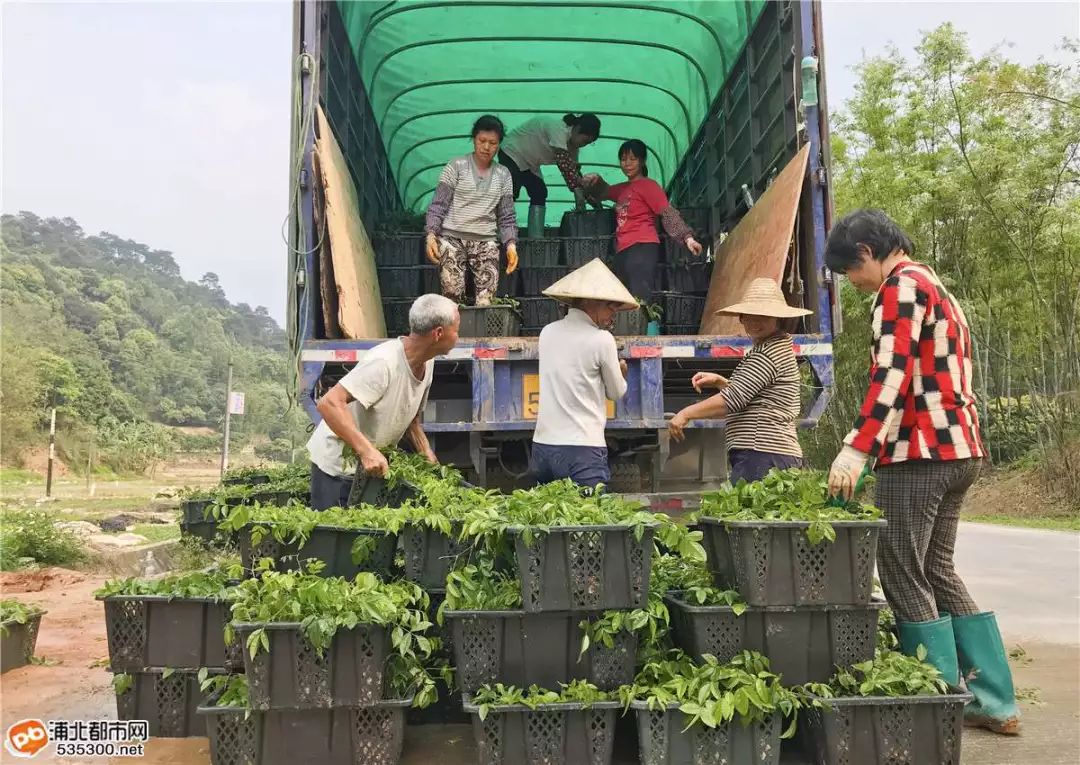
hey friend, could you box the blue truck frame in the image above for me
[289,0,838,493]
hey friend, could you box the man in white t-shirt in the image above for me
[531,259,635,490]
[306,294,460,510]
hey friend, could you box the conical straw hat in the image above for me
[543,258,638,311]
[717,277,813,318]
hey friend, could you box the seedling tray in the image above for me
[101,596,240,672]
[509,524,654,612]
[699,517,885,606]
[443,609,637,693]
[463,694,620,765]
[201,698,410,765]
[233,622,391,710]
[798,691,972,765]
[631,702,781,765]
[665,592,885,685]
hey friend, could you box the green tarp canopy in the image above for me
[337,0,767,225]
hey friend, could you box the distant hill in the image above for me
[0,211,305,471]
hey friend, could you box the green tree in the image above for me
[810,26,1079,503]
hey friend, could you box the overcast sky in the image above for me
[3,1,1076,326]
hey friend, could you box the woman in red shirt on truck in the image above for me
[583,139,703,299]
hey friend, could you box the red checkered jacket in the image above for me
[845,261,985,464]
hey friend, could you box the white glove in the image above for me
[828,445,869,502]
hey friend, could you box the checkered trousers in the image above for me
[844,262,985,465]
[875,458,983,623]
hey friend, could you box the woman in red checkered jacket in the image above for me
[825,209,1020,736]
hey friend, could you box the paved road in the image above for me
[953,522,1079,645]
[952,523,1080,764]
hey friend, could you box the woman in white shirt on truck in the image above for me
[498,113,602,237]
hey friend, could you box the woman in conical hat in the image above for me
[529,259,635,489]
[668,277,811,484]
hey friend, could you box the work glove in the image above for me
[425,233,441,265]
[505,243,518,274]
[828,445,870,502]
[573,188,587,212]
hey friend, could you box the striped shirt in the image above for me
[425,155,517,243]
[720,334,803,457]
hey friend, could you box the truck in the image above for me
[287,0,838,500]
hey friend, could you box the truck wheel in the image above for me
[608,461,642,493]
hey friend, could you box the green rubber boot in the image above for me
[527,204,545,239]
[953,612,1021,735]
[897,615,960,686]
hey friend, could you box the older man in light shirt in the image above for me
[307,294,459,510]
[530,259,636,489]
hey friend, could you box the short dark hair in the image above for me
[472,114,505,141]
[618,139,648,177]
[825,209,915,273]
[563,112,601,139]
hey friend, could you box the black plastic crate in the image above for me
[520,325,544,337]
[560,209,616,237]
[511,525,654,612]
[201,699,410,765]
[401,523,471,589]
[383,298,413,336]
[444,609,637,693]
[664,262,713,293]
[632,703,781,765]
[498,269,521,297]
[654,291,706,326]
[377,267,421,298]
[700,518,886,607]
[180,499,221,543]
[519,266,570,295]
[799,692,972,765]
[0,611,43,673]
[101,596,239,672]
[517,297,563,327]
[374,234,426,266]
[420,265,441,294]
[463,695,620,765]
[665,593,885,685]
[239,523,396,579]
[234,623,391,710]
[459,305,521,338]
[223,474,272,487]
[519,238,563,267]
[115,668,221,738]
[662,324,699,336]
[348,475,418,507]
[562,236,614,267]
[612,309,646,336]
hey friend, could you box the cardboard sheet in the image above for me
[311,152,342,339]
[315,106,386,338]
[700,144,810,335]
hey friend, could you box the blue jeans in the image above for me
[728,449,803,484]
[530,443,610,490]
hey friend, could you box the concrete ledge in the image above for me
[96,539,183,577]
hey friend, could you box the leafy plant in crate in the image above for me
[230,566,444,708]
[96,565,244,671]
[697,468,881,545]
[1,599,46,672]
[797,649,971,765]
[471,679,613,720]
[695,469,885,606]
[620,649,807,735]
[220,502,402,574]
